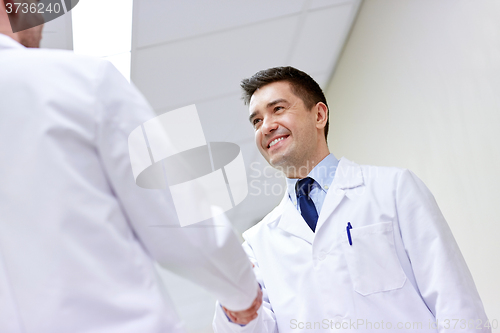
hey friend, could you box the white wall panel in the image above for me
[40,11,73,50]
[327,0,500,327]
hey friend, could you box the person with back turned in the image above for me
[0,1,262,331]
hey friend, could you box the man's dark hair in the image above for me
[241,66,329,141]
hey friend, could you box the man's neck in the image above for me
[285,151,330,179]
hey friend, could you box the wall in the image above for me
[327,0,500,328]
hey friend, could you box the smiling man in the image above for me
[212,67,490,333]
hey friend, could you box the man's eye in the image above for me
[274,106,284,112]
[253,119,262,127]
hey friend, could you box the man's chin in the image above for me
[268,155,289,171]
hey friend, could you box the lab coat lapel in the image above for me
[315,158,364,233]
[270,194,315,244]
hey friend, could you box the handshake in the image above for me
[222,286,263,325]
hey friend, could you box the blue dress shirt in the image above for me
[286,154,339,215]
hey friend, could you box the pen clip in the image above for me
[346,222,353,246]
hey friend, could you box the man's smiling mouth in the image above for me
[268,135,289,148]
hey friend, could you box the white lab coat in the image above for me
[0,35,257,333]
[213,158,490,333]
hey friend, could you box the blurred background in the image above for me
[41,0,500,332]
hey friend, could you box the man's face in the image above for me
[249,81,320,172]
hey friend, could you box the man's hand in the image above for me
[222,286,263,325]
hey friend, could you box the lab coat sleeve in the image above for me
[213,241,278,333]
[396,169,490,332]
[92,60,258,311]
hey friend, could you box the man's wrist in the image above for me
[221,304,246,327]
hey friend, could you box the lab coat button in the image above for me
[318,252,327,261]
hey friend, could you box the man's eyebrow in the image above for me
[249,111,259,123]
[267,98,287,108]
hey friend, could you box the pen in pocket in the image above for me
[346,222,353,246]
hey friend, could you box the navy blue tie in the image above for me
[296,177,319,232]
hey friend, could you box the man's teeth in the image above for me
[269,137,285,148]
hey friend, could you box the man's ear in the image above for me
[315,102,328,130]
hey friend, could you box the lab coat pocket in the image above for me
[342,221,406,296]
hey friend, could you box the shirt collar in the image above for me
[286,153,339,199]
[0,34,24,51]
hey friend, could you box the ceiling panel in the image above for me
[310,0,357,10]
[133,15,300,110]
[194,94,253,144]
[133,0,307,48]
[289,2,360,75]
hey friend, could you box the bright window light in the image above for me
[72,0,133,81]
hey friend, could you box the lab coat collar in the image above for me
[0,34,24,51]
[267,157,364,243]
[329,157,364,191]
[314,157,363,233]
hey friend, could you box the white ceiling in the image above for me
[131,0,362,232]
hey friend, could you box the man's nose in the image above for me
[261,117,278,135]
